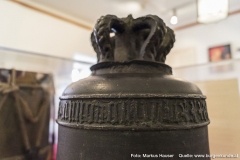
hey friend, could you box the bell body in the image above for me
[57,61,210,160]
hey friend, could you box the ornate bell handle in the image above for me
[133,17,157,60]
[91,15,174,63]
[91,15,125,62]
[91,15,116,62]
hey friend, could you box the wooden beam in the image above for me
[228,9,240,16]
[10,0,93,31]
[174,22,199,31]
[9,0,240,31]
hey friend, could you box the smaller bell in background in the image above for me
[0,69,54,160]
[57,14,210,160]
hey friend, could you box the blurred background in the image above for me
[0,0,240,159]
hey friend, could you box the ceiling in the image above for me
[30,0,240,29]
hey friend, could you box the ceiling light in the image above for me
[197,0,228,24]
[170,16,178,25]
[170,9,178,25]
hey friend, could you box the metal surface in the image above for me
[57,15,210,160]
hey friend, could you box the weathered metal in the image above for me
[57,15,210,160]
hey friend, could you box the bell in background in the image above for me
[0,69,54,160]
[57,14,210,160]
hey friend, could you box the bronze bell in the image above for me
[57,14,210,160]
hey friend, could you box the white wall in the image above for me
[0,0,95,59]
[167,13,240,68]
[2,0,240,67]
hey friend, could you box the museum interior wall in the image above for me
[196,79,240,155]
[0,1,95,59]
[167,13,240,67]
[0,0,240,159]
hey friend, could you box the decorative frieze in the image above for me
[57,98,209,130]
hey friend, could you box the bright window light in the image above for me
[71,69,80,82]
[71,68,91,82]
[197,0,228,24]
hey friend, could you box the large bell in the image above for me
[57,14,210,160]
